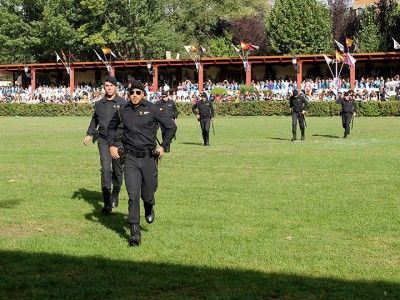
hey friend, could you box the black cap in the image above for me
[292,89,298,96]
[127,79,146,95]
[200,92,208,99]
[161,90,168,97]
[344,91,349,96]
[104,75,118,86]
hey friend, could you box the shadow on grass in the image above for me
[71,188,130,240]
[312,134,341,139]
[0,199,23,209]
[266,136,290,141]
[1,250,398,299]
[181,141,203,146]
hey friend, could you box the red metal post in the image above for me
[296,61,303,91]
[69,67,75,95]
[31,68,36,91]
[198,63,204,93]
[350,65,356,90]
[246,62,252,86]
[153,65,159,91]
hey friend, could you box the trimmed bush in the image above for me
[1,101,400,117]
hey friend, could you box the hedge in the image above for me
[1,101,400,117]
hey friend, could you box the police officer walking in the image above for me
[192,92,214,146]
[155,91,179,152]
[289,89,308,141]
[107,80,176,246]
[84,75,125,213]
[336,91,357,138]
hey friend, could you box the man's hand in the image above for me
[83,135,93,145]
[196,114,200,121]
[301,110,306,115]
[155,146,165,158]
[353,112,356,116]
[110,146,120,159]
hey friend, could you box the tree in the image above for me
[266,0,333,55]
[330,0,358,43]
[356,7,382,53]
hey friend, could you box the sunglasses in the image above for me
[129,89,142,96]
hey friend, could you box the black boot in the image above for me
[144,204,155,224]
[301,131,305,141]
[101,188,112,214]
[129,224,141,246]
[291,133,297,142]
[111,187,120,208]
[205,131,210,146]
[343,132,348,138]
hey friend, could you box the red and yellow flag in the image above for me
[346,37,353,48]
[335,51,344,62]
[102,47,111,55]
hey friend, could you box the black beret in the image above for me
[161,90,168,97]
[200,91,208,98]
[344,91,350,96]
[292,89,298,96]
[128,79,146,93]
[104,75,117,86]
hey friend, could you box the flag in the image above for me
[346,37,353,48]
[110,50,117,59]
[61,49,67,61]
[344,52,356,68]
[240,41,259,51]
[335,51,344,62]
[68,52,76,60]
[190,45,198,52]
[55,51,62,62]
[94,49,104,61]
[102,47,111,55]
[393,38,400,50]
[199,45,206,53]
[335,40,345,52]
[232,44,241,53]
[184,45,192,53]
[323,54,333,65]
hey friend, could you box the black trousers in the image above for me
[97,138,123,207]
[292,113,305,134]
[124,153,158,225]
[341,113,353,134]
[200,118,211,143]
[160,118,176,148]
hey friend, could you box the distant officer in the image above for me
[83,75,125,213]
[192,92,214,146]
[289,89,308,141]
[107,80,176,246]
[336,91,357,138]
[155,91,179,152]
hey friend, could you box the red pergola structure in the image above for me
[1,52,399,94]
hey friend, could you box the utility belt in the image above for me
[126,148,156,158]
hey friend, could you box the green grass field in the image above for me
[0,116,399,299]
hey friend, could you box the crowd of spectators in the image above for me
[1,75,399,104]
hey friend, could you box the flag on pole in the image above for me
[184,45,192,53]
[393,38,400,50]
[61,49,67,61]
[335,51,344,62]
[323,54,333,65]
[232,44,241,53]
[94,49,104,62]
[55,52,62,62]
[346,37,353,48]
[190,45,198,52]
[110,50,117,59]
[344,52,356,68]
[335,40,345,52]
[240,41,259,51]
[102,47,111,55]
[199,45,207,53]
[68,52,76,61]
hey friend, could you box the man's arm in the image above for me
[154,108,177,150]
[83,109,98,145]
[210,102,215,118]
[172,101,179,119]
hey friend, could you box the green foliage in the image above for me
[356,8,382,53]
[2,101,399,117]
[239,84,258,94]
[266,0,333,55]
[209,33,236,57]
[210,87,228,96]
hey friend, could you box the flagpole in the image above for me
[335,59,338,96]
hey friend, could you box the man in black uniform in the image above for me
[84,75,125,213]
[289,89,308,141]
[155,91,179,152]
[336,91,357,138]
[107,80,176,246]
[192,92,214,146]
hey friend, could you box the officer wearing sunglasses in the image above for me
[107,79,177,246]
